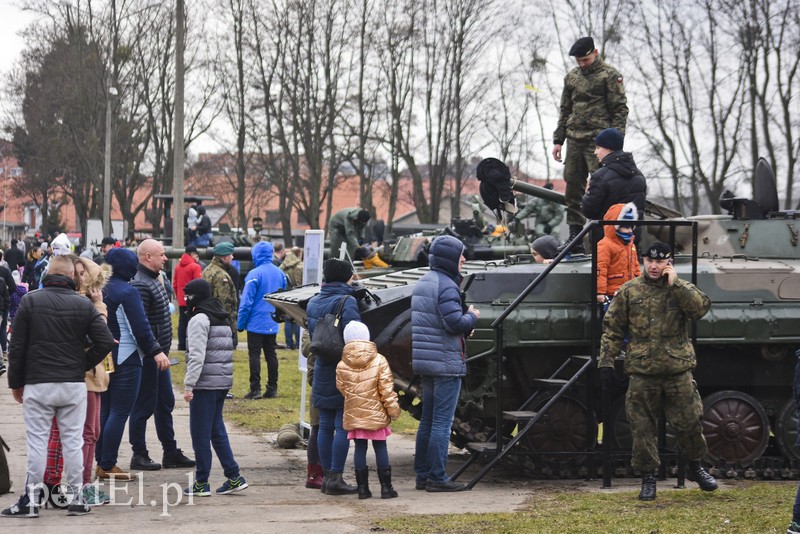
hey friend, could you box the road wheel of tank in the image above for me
[702,391,769,467]
[604,397,678,451]
[523,395,597,462]
[775,399,800,462]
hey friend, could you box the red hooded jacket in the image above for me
[173,253,202,306]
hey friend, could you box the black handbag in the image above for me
[309,296,351,364]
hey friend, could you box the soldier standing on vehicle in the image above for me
[553,36,628,254]
[599,242,717,501]
[328,208,370,261]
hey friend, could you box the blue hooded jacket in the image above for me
[104,248,162,365]
[237,241,288,334]
[411,235,476,377]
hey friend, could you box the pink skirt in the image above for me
[348,427,392,440]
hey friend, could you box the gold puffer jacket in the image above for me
[77,257,112,393]
[336,340,400,431]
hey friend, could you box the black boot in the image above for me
[638,471,656,501]
[557,224,585,255]
[325,471,358,495]
[355,467,372,499]
[687,461,718,491]
[321,468,330,494]
[377,467,398,499]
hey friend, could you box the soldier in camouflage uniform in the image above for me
[509,183,564,238]
[202,242,240,346]
[599,242,717,501]
[553,36,628,253]
[328,208,370,261]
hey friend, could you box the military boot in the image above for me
[687,461,718,491]
[354,467,372,499]
[557,224,585,255]
[638,471,656,501]
[377,467,398,499]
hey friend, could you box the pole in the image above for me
[171,0,185,248]
[102,75,113,237]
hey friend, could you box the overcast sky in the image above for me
[0,1,35,77]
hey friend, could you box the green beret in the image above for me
[213,242,235,256]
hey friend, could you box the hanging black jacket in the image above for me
[581,150,647,221]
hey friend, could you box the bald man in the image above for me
[3,255,114,517]
[129,239,195,471]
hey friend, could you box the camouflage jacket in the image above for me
[280,251,304,288]
[599,274,710,375]
[202,256,240,338]
[515,198,564,231]
[553,56,628,145]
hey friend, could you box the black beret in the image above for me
[644,242,672,260]
[185,245,197,253]
[476,157,510,182]
[356,209,371,224]
[323,258,353,283]
[569,36,595,57]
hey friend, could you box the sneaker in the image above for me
[66,502,91,516]
[1,494,39,518]
[96,465,136,481]
[216,476,249,495]
[0,364,6,377]
[243,390,262,400]
[81,485,109,506]
[788,521,800,534]
[162,449,196,469]
[183,481,211,497]
[263,388,277,399]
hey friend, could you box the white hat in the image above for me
[343,321,370,344]
[51,233,72,256]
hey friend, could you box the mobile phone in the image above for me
[169,357,180,366]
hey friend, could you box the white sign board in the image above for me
[298,230,325,434]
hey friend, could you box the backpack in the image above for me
[0,433,11,494]
[309,296,350,364]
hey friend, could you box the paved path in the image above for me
[0,378,575,533]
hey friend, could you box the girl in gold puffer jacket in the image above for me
[336,321,400,499]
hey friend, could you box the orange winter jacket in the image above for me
[597,203,641,297]
[336,340,401,431]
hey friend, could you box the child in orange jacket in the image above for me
[597,202,641,306]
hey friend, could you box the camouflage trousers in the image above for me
[626,371,708,472]
[564,140,599,227]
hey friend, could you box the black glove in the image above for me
[543,224,552,235]
[600,367,617,393]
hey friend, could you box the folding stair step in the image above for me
[466,442,497,454]
[502,411,537,421]
[531,378,568,387]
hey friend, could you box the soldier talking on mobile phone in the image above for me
[598,242,717,501]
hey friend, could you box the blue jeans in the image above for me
[284,320,300,349]
[189,389,239,483]
[97,355,142,469]
[414,376,462,484]
[317,408,350,473]
[353,439,389,470]
[129,357,177,456]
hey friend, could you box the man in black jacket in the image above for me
[128,239,194,471]
[0,261,16,370]
[2,256,114,517]
[4,240,24,272]
[581,128,647,224]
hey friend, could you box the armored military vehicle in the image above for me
[266,158,800,481]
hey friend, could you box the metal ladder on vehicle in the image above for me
[451,354,593,489]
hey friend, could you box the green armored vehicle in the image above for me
[266,158,800,479]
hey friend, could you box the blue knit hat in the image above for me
[595,128,624,151]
